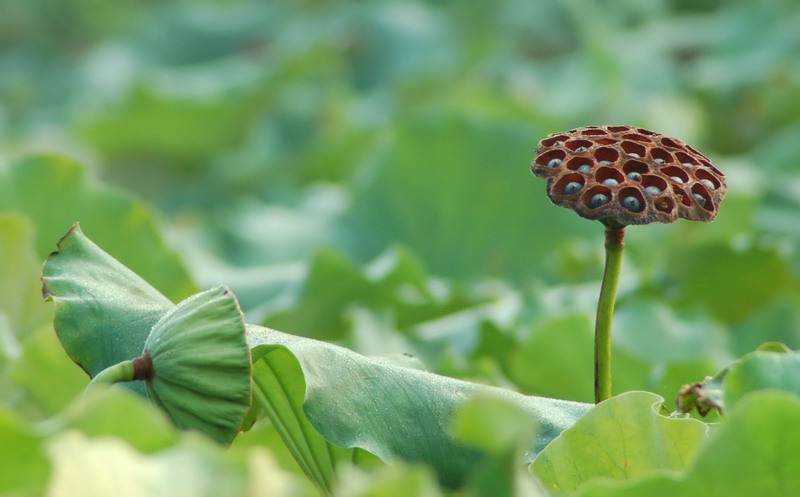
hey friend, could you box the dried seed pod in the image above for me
[531,125,726,226]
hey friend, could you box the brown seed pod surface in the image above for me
[531,125,726,226]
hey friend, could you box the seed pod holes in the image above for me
[532,125,726,225]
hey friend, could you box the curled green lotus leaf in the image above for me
[142,286,252,445]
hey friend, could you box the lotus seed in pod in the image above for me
[548,158,562,168]
[578,164,592,173]
[602,178,619,186]
[564,182,582,195]
[590,194,609,208]
[627,172,642,181]
[645,186,661,195]
[622,196,642,212]
[671,176,684,183]
[701,179,716,190]
[693,193,706,206]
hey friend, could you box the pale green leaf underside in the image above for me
[250,345,343,493]
[247,325,591,488]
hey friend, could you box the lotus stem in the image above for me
[595,226,625,403]
[84,359,136,396]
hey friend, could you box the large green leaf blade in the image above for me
[531,391,707,495]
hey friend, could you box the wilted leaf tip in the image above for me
[41,222,82,301]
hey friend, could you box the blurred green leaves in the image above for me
[348,114,587,281]
[722,350,800,410]
[0,406,49,497]
[0,155,196,301]
[1,0,800,494]
[666,240,793,324]
[0,215,50,341]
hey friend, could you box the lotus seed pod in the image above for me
[531,125,727,226]
[143,285,252,444]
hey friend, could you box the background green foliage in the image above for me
[1,0,799,495]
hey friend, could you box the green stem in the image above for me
[84,360,136,396]
[594,226,625,404]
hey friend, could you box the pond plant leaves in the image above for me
[0,406,49,496]
[42,225,593,489]
[532,391,708,495]
[722,349,800,410]
[0,154,196,302]
[576,391,800,497]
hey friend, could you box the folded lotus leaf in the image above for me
[144,286,252,445]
